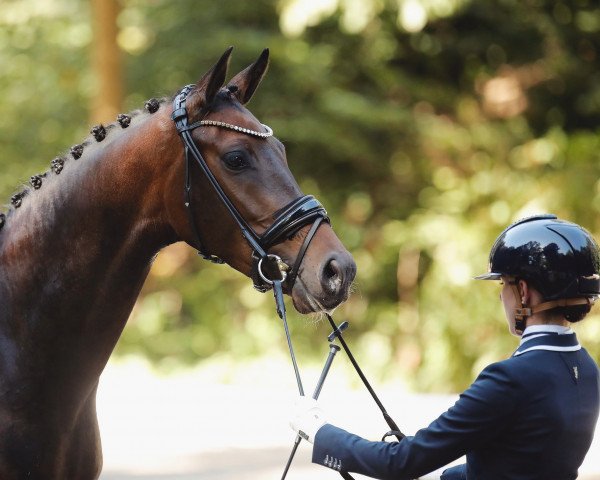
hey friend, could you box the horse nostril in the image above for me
[322,258,343,294]
[325,259,338,279]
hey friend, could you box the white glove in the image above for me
[289,395,328,444]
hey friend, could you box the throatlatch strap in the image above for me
[184,147,224,263]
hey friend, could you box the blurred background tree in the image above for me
[1,0,599,392]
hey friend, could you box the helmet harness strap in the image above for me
[507,277,594,335]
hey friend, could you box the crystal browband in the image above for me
[186,119,273,138]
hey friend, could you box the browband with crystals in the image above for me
[186,119,273,138]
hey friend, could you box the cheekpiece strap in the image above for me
[175,85,225,263]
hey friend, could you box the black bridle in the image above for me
[171,84,329,293]
[172,84,405,480]
[172,84,326,463]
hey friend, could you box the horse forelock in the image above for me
[0,98,170,228]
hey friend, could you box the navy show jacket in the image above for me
[312,329,600,479]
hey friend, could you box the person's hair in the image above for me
[557,304,592,323]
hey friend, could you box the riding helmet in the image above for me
[475,214,600,300]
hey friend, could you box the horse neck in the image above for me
[0,109,181,387]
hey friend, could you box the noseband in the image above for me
[172,85,329,292]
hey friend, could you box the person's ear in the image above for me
[518,279,530,304]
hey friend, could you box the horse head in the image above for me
[0,45,358,480]
[164,47,356,313]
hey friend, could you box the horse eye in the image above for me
[223,151,249,171]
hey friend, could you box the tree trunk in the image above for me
[90,0,122,124]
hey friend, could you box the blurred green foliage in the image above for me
[2,0,600,392]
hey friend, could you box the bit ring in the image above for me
[258,254,289,284]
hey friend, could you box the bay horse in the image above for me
[0,47,356,479]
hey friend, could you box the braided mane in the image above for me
[0,98,168,230]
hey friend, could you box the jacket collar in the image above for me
[513,325,580,357]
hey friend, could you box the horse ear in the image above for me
[194,46,233,107]
[227,48,269,105]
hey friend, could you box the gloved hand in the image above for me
[289,395,328,444]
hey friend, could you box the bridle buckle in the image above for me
[515,307,532,318]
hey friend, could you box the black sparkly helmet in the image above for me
[475,214,600,300]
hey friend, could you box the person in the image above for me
[289,214,600,480]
